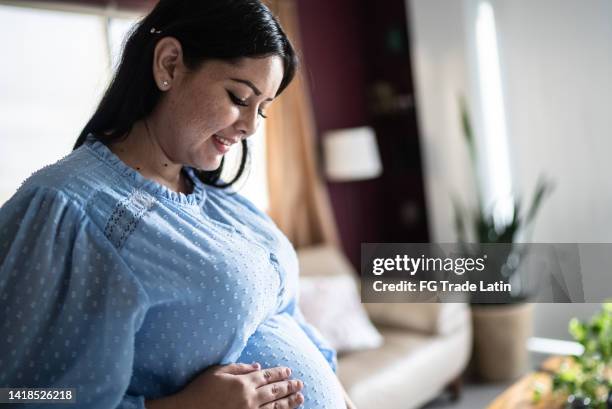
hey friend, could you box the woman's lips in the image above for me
[212,134,232,154]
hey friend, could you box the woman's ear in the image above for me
[152,37,185,91]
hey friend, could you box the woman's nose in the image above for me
[235,107,259,137]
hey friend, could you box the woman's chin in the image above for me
[194,156,223,171]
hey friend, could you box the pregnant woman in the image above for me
[0,1,356,408]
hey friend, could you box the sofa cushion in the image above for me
[300,274,383,353]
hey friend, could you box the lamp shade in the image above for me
[323,126,382,182]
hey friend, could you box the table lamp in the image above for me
[323,126,382,182]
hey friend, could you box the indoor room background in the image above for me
[0,0,609,348]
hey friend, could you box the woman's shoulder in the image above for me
[0,148,134,260]
[3,143,133,235]
[17,145,109,204]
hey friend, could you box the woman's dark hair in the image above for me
[74,0,297,188]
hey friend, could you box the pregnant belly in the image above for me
[238,313,345,409]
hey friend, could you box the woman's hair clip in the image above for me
[150,27,162,34]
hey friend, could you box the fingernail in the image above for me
[286,367,291,376]
[252,362,260,369]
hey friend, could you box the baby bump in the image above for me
[238,314,345,409]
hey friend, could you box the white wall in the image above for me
[409,0,612,242]
[407,0,610,340]
[493,0,612,340]
[493,0,612,243]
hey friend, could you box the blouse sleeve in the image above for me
[0,187,150,409]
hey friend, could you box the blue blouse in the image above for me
[0,134,345,408]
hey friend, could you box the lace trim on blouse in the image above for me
[104,188,157,249]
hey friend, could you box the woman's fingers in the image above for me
[248,366,294,388]
[217,362,261,375]
[259,392,304,409]
[256,379,304,403]
[217,363,306,408]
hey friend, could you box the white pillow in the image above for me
[299,274,383,354]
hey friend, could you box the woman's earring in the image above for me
[162,80,169,89]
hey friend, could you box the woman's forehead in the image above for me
[201,57,283,95]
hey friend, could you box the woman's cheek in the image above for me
[215,104,241,127]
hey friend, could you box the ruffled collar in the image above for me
[84,133,206,207]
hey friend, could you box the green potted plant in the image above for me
[453,97,554,381]
[550,303,612,408]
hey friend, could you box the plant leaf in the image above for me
[526,176,554,226]
[459,95,475,157]
[452,195,467,244]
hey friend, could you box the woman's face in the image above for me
[154,53,284,171]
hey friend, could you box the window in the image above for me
[0,4,112,203]
[475,1,513,226]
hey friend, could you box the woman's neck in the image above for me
[106,120,192,194]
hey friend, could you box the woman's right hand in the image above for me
[145,362,304,409]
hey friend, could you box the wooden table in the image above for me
[486,357,568,409]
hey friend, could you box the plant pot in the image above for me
[471,302,534,381]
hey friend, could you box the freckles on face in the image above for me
[159,56,284,171]
[190,95,243,169]
[161,75,237,170]
[185,94,234,146]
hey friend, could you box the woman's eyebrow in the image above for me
[230,78,274,101]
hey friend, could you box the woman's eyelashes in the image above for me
[227,91,268,119]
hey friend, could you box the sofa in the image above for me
[296,246,472,409]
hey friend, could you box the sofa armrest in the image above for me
[363,302,470,336]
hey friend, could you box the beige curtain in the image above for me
[264,0,339,249]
